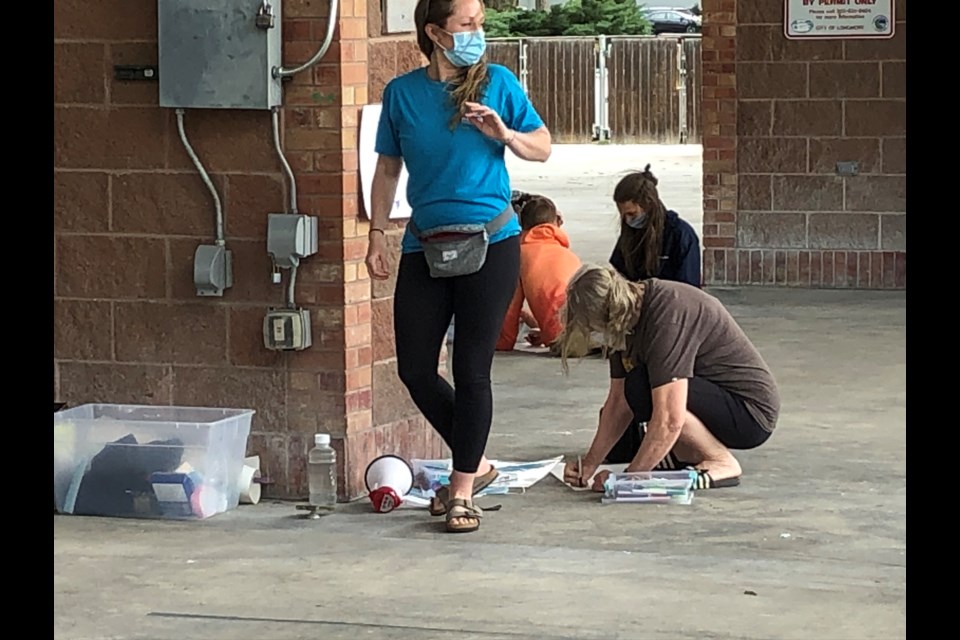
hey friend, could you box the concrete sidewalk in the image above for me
[54,145,906,640]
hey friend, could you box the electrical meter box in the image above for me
[158,0,283,110]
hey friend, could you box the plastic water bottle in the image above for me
[308,433,337,513]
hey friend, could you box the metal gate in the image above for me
[486,35,701,144]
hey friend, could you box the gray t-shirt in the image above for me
[609,279,781,432]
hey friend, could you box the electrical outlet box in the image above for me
[267,214,319,269]
[263,308,312,351]
[158,0,283,110]
[194,244,233,297]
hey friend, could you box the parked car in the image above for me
[641,7,702,35]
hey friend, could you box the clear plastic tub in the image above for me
[602,469,697,505]
[53,403,255,520]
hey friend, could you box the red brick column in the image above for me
[280,0,446,499]
[365,2,450,481]
[700,0,738,286]
[278,0,368,498]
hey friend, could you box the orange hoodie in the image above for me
[497,223,582,351]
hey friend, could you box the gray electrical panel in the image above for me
[158,0,283,110]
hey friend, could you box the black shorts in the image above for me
[606,365,772,464]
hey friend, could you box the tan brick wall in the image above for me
[54,0,309,497]
[701,0,906,288]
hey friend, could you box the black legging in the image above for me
[606,365,771,464]
[393,235,520,474]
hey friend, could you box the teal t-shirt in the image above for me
[374,64,546,254]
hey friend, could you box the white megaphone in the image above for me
[364,454,414,513]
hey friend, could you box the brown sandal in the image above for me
[428,466,499,516]
[445,498,483,533]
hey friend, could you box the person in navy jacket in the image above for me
[608,165,701,288]
[602,165,704,467]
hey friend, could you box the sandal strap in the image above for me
[430,468,500,514]
[446,498,483,519]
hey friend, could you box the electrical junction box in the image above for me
[158,0,283,110]
[194,244,233,296]
[267,214,319,269]
[263,308,312,351]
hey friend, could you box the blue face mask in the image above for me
[441,29,486,68]
[625,214,647,230]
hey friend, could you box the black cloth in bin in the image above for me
[73,434,185,517]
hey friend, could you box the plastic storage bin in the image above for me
[601,469,698,505]
[53,404,255,520]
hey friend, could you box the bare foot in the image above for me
[430,460,494,514]
[694,452,742,482]
[448,493,479,529]
[475,459,493,476]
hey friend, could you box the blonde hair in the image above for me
[556,264,643,374]
[414,0,490,130]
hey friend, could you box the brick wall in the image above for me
[280,0,373,498]
[701,0,906,288]
[54,0,293,491]
[54,0,444,501]
[699,0,739,260]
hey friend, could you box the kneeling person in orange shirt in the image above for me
[496,195,585,355]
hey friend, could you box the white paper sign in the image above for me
[384,0,417,34]
[359,103,412,220]
[785,0,895,40]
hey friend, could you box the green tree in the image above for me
[485,0,652,38]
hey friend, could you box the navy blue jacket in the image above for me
[609,211,701,287]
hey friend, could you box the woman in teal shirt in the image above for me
[365,0,551,533]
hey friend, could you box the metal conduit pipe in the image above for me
[176,108,225,246]
[271,107,298,215]
[272,0,340,79]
